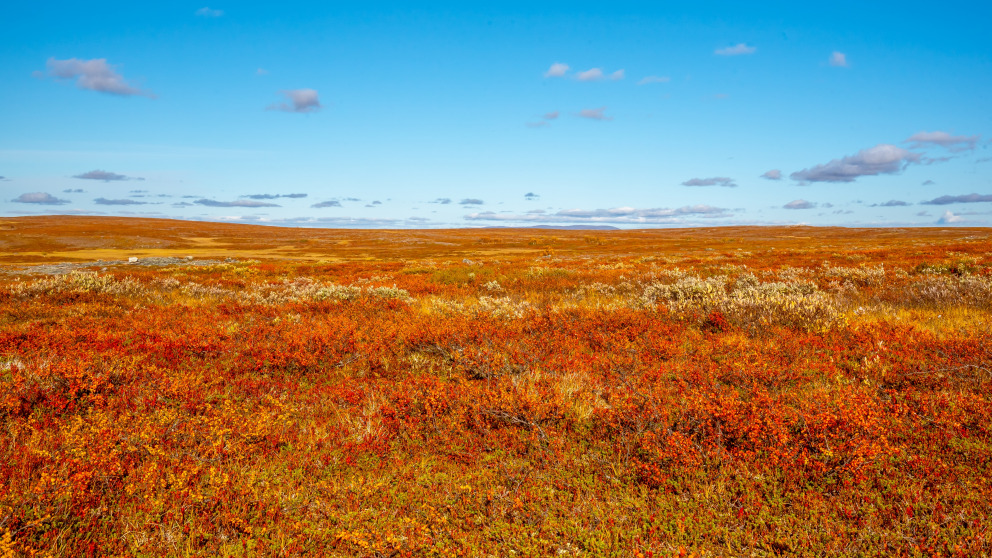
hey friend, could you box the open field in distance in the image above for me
[1,217,990,556]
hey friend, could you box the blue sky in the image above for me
[2,1,990,228]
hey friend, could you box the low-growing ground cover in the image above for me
[1,217,990,556]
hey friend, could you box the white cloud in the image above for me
[829,51,848,67]
[576,68,604,81]
[715,43,756,56]
[906,131,980,152]
[544,62,569,78]
[578,107,611,121]
[790,144,921,183]
[45,58,153,97]
[610,69,625,80]
[196,7,224,17]
[267,89,322,113]
[543,111,559,120]
[638,75,670,85]
[761,169,782,180]
[937,210,964,224]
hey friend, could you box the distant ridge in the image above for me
[484,225,620,230]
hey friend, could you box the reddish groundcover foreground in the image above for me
[1,217,990,556]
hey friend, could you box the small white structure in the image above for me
[128,257,138,263]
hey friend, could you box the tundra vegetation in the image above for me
[0,217,990,557]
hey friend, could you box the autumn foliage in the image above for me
[0,217,990,556]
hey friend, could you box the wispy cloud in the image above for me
[195,7,224,17]
[194,199,280,208]
[682,176,737,188]
[578,107,612,121]
[73,169,142,182]
[576,68,604,81]
[12,192,69,205]
[527,110,561,128]
[63,188,84,193]
[94,197,148,205]
[790,144,920,183]
[430,198,452,204]
[761,169,782,180]
[241,193,307,200]
[829,51,849,67]
[609,69,625,80]
[715,43,756,56]
[784,199,816,210]
[921,193,992,205]
[544,62,569,78]
[267,89,321,113]
[311,200,342,208]
[45,58,154,97]
[871,200,909,207]
[905,131,980,152]
[524,192,539,200]
[638,75,670,85]
[460,198,484,205]
[213,215,411,228]
[465,205,728,225]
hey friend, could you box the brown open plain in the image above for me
[2,215,990,266]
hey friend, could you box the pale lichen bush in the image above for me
[235,279,410,305]
[903,274,992,308]
[482,280,504,293]
[821,263,885,287]
[5,271,144,298]
[420,295,532,319]
[640,274,843,331]
[525,266,573,279]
